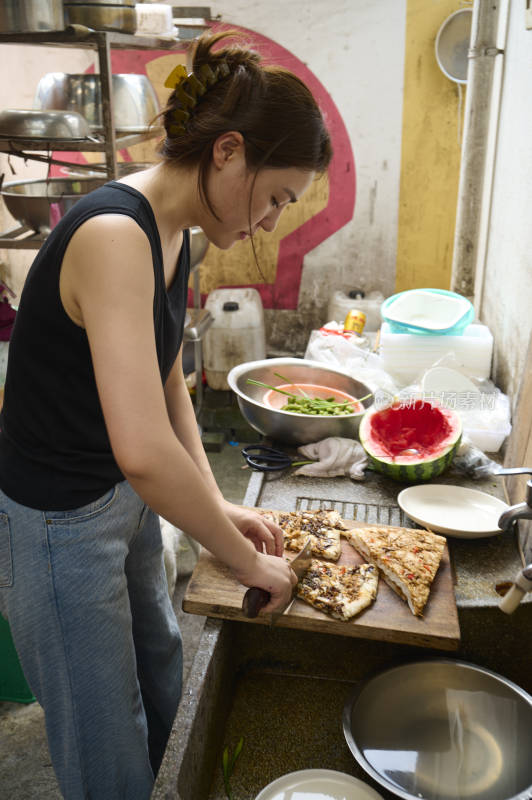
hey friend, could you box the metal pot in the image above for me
[34,73,160,134]
[1,178,106,234]
[0,0,65,33]
[63,4,136,34]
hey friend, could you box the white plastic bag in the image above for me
[305,322,398,396]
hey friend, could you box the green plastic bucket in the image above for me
[0,614,35,703]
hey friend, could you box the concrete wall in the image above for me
[1,0,528,397]
[476,1,532,400]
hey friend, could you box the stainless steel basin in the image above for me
[227,357,373,445]
[34,72,160,134]
[343,659,532,800]
[1,178,106,233]
[0,109,92,140]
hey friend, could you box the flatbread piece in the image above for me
[296,558,378,621]
[259,509,347,560]
[346,525,446,616]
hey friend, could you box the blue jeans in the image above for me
[0,480,182,799]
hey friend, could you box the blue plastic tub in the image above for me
[381,288,474,335]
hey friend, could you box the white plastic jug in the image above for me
[327,289,384,331]
[203,288,266,390]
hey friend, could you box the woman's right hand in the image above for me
[233,551,298,615]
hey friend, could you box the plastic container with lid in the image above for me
[203,288,266,390]
[379,322,493,385]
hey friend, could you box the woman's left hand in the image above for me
[221,501,284,557]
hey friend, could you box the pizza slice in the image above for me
[346,525,446,616]
[296,558,378,621]
[278,510,343,560]
[257,508,345,560]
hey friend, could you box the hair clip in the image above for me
[164,63,188,90]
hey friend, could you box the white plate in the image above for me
[398,484,509,538]
[255,768,383,800]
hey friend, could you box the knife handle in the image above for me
[242,587,270,618]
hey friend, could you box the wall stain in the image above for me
[369,181,377,226]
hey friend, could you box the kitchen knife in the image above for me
[242,537,313,620]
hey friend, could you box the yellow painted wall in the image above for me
[395,0,468,292]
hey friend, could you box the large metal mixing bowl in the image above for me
[0,109,92,140]
[0,0,64,33]
[189,226,208,269]
[227,357,373,446]
[34,73,160,134]
[1,178,106,234]
[343,659,532,800]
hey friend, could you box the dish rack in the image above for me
[0,26,212,412]
[0,26,193,248]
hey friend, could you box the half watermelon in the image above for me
[359,399,461,481]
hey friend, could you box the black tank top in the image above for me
[0,181,190,510]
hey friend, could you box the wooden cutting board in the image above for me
[183,518,460,651]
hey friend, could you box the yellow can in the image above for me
[343,309,366,334]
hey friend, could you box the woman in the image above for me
[0,31,332,799]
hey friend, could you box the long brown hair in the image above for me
[158,30,332,221]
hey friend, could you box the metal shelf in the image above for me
[0,129,163,154]
[0,27,187,52]
[0,27,185,182]
[0,224,46,250]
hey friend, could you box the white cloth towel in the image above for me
[294,437,368,480]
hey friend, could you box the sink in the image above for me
[152,600,532,800]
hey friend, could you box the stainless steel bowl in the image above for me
[1,178,106,234]
[0,109,92,140]
[65,0,135,5]
[0,0,64,33]
[63,4,137,34]
[34,73,160,133]
[343,659,532,800]
[189,226,208,269]
[227,357,373,446]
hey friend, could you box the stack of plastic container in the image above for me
[378,289,493,385]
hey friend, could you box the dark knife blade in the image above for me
[242,537,313,619]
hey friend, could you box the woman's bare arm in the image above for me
[59,214,294,609]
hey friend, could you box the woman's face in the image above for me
[202,133,315,250]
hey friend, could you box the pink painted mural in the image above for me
[54,24,355,310]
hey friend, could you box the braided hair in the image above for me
[158,30,332,219]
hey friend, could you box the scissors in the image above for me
[241,445,311,472]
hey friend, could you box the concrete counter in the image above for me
[153,466,531,800]
[242,465,528,610]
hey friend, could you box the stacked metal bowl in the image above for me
[34,72,160,134]
[63,0,137,34]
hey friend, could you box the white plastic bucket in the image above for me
[203,288,266,390]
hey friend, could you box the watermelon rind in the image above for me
[359,401,462,482]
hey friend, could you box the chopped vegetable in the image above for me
[246,378,371,416]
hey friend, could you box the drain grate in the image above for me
[295,496,409,527]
